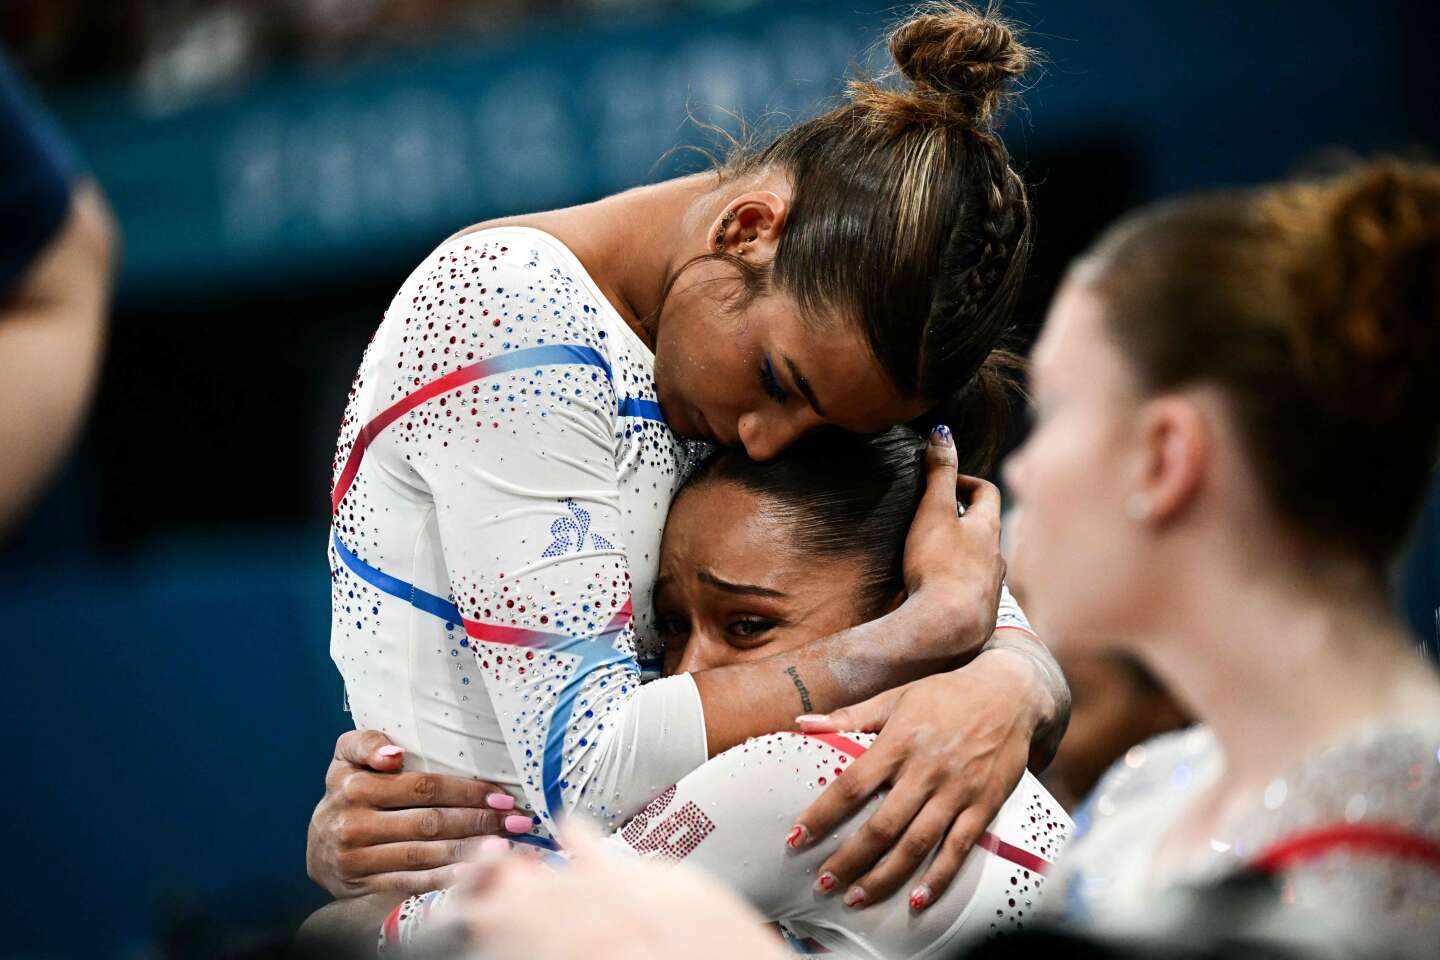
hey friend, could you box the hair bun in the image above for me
[888,3,1033,128]
[1300,163,1440,414]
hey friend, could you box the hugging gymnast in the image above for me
[306,3,1070,951]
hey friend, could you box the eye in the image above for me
[727,616,779,640]
[656,615,690,641]
[758,354,788,403]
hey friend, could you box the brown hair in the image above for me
[1080,161,1440,565]
[665,2,1035,474]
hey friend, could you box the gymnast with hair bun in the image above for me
[1008,160,1440,956]
[303,3,1071,950]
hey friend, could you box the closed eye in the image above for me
[759,353,788,403]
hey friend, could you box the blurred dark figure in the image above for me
[1041,652,1190,811]
[0,51,116,538]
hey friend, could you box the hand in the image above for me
[902,425,1006,658]
[459,824,791,960]
[306,729,529,898]
[785,651,1043,911]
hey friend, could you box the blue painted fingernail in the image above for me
[930,424,953,447]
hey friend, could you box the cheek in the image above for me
[1011,421,1132,644]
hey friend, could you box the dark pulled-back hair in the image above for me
[1079,160,1440,567]
[669,2,1035,473]
[682,426,926,615]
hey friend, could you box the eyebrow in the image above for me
[783,355,827,418]
[698,569,788,599]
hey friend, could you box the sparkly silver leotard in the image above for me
[1047,721,1440,958]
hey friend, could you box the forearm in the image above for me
[694,586,981,755]
[976,628,1070,769]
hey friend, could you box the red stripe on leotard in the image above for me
[803,731,1053,875]
[1250,822,1440,875]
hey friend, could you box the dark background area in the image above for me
[1,1,1437,956]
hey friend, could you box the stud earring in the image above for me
[713,211,737,253]
[1125,493,1153,521]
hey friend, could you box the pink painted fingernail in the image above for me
[785,825,809,849]
[843,885,867,908]
[815,871,837,894]
[481,837,511,855]
[377,745,404,759]
[486,792,515,810]
[504,815,532,834]
[909,884,932,911]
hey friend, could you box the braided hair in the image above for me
[669,2,1035,473]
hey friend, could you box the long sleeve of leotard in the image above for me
[356,234,708,831]
[610,729,1072,960]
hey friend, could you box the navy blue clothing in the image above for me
[0,52,79,298]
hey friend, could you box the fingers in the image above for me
[849,795,959,905]
[911,804,994,908]
[809,776,927,907]
[954,474,1002,527]
[339,836,498,878]
[785,748,894,859]
[334,729,405,772]
[349,805,516,846]
[796,685,906,736]
[347,770,507,810]
[918,426,961,518]
[344,864,473,898]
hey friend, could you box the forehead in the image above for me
[760,299,927,432]
[1032,281,1124,391]
[660,481,796,570]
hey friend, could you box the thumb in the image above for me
[336,728,405,771]
[796,685,906,735]
[918,424,960,519]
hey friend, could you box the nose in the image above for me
[673,637,724,675]
[737,408,819,462]
[1001,444,1028,496]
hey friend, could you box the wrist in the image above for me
[967,646,1053,733]
[909,582,992,657]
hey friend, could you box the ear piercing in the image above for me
[713,211,737,252]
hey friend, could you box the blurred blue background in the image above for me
[1,1,1436,956]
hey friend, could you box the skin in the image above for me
[654,479,886,678]
[1002,277,1440,883]
[304,170,1071,910]
[0,181,116,536]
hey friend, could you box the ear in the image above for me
[1134,394,1209,525]
[711,191,789,262]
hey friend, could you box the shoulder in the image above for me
[369,227,624,386]
[1081,726,1217,829]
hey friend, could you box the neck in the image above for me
[1136,545,1436,791]
[565,173,720,347]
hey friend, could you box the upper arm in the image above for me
[0,180,116,532]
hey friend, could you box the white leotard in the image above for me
[608,730,1072,959]
[381,726,1072,959]
[329,226,710,832]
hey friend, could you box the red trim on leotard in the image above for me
[333,360,509,513]
[381,902,402,945]
[802,731,1054,875]
[1250,822,1440,875]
